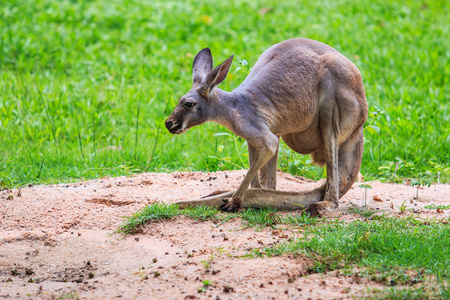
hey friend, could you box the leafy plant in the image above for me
[410,171,433,199]
[198,280,214,292]
[364,106,384,136]
[364,107,385,168]
[359,183,373,207]
[207,132,247,169]
[235,59,252,75]
[279,143,325,180]
[377,159,416,182]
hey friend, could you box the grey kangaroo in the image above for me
[165,38,368,216]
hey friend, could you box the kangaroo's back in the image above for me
[235,38,364,137]
[242,38,341,86]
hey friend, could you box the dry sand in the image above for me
[1,170,449,299]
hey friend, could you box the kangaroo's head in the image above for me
[165,48,233,134]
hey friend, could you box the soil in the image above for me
[0,170,449,299]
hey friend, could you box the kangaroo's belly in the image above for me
[281,125,323,155]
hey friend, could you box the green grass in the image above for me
[117,203,318,234]
[280,213,320,227]
[346,205,382,218]
[0,0,449,188]
[240,207,281,229]
[253,217,450,292]
[424,204,450,210]
[118,203,450,296]
[117,202,181,234]
[370,285,450,300]
[240,207,321,229]
[117,203,230,234]
[252,215,450,297]
[181,205,222,221]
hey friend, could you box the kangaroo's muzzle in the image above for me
[165,119,182,134]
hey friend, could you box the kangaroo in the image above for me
[165,38,368,216]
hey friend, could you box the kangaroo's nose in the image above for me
[165,120,173,129]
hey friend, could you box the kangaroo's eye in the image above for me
[184,102,195,108]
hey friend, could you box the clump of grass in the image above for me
[117,203,180,234]
[280,213,319,226]
[183,206,222,221]
[118,203,226,234]
[396,200,408,213]
[240,207,281,229]
[117,202,322,234]
[346,203,381,218]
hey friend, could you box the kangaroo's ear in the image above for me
[192,48,213,85]
[201,55,234,97]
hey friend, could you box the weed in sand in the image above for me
[57,292,79,300]
[396,200,408,213]
[198,279,214,293]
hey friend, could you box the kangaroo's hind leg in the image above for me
[307,126,364,216]
[306,109,340,215]
[306,54,367,216]
[337,126,364,196]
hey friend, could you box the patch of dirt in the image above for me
[0,170,448,299]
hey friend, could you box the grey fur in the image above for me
[165,38,368,216]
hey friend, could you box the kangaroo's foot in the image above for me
[306,200,337,217]
[176,191,234,209]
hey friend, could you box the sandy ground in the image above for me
[0,170,449,299]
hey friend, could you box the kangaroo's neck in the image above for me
[208,88,242,130]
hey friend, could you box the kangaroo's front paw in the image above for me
[305,203,324,217]
[219,197,241,213]
[220,202,241,212]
